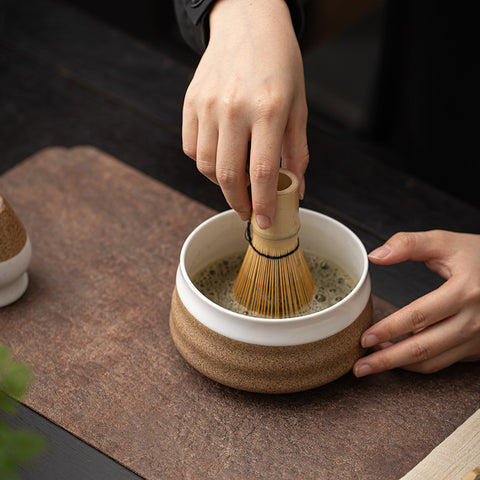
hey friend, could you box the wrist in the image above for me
[209,0,293,39]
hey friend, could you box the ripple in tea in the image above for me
[191,251,356,317]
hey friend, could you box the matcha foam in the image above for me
[191,250,356,318]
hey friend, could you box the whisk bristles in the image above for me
[233,238,314,318]
[233,168,314,318]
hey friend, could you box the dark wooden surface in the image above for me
[0,0,479,478]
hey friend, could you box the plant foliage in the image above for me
[0,345,46,480]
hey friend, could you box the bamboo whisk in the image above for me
[233,169,314,318]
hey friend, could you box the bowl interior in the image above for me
[183,209,367,289]
[299,209,366,284]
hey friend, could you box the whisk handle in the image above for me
[251,168,300,241]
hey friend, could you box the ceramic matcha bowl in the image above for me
[0,196,32,308]
[169,208,372,394]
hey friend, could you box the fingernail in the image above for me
[238,211,251,222]
[299,178,305,200]
[256,215,271,229]
[354,363,372,378]
[361,333,379,348]
[369,244,391,259]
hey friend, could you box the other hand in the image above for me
[353,230,480,377]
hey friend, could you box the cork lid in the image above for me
[0,195,27,262]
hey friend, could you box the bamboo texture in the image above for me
[233,169,314,318]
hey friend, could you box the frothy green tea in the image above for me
[191,250,356,317]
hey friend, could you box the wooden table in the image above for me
[1,1,479,479]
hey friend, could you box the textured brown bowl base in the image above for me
[170,288,373,394]
[0,196,27,262]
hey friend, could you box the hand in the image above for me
[182,0,309,229]
[353,230,480,377]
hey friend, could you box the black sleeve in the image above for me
[173,0,305,55]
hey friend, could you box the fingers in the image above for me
[247,86,309,227]
[403,340,479,374]
[353,313,468,377]
[355,277,467,376]
[183,90,288,225]
[369,230,456,282]
[185,108,302,228]
[360,281,459,348]
[182,97,198,162]
[183,86,252,220]
[187,108,306,229]
[249,116,287,229]
[248,95,310,226]
[362,335,479,375]
[369,230,451,265]
[216,123,251,221]
[195,121,219,185]
[281,101,309,200]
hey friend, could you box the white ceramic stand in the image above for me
[0,236,32,307]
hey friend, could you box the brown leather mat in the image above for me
[0,146,478,480]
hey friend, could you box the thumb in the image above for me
[368,230,447,265]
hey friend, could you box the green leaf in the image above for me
[0,363,32,399]
[0,392,16,414]
[0,346,9,368]
[0,344,46,476]
[1,422,45,480]
[0,428,46,463]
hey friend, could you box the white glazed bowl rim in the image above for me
[176,209,371,346]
